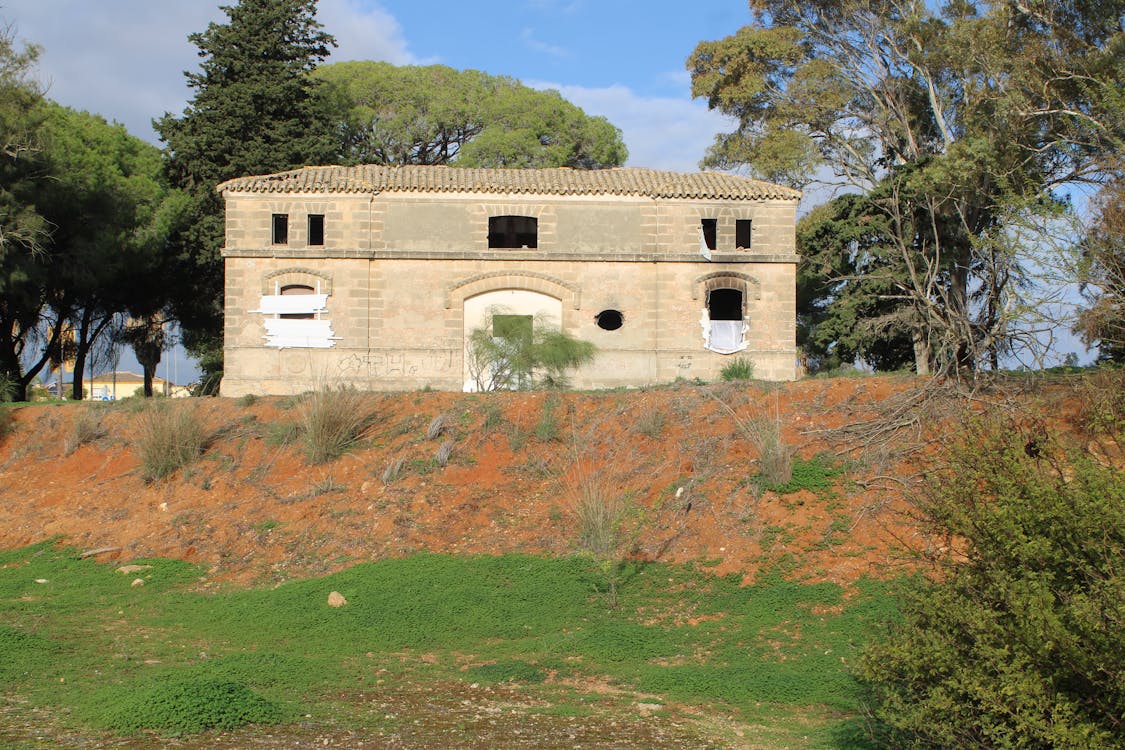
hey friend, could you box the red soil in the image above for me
[0,375,1092,588]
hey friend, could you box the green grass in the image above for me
[760,454,845,494]
[0,541,897,744]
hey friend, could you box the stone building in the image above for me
[218,165,800,395]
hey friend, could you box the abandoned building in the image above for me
[217,164,801,395]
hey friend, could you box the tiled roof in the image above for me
[217,165,801,201]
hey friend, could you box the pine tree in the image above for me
[155,0,337,387]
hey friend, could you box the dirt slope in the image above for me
[0,375,1086,587]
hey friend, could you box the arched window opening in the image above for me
[702,287,747,354]
[280,284,316,320]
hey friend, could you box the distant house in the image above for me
[69,371,178,400]
[218,165,800,395]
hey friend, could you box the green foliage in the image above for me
[689,1,1123,375]
[299,386,373,463]
[155,0,338,370]
[534,395,561,441]
[466,310,596,391]
[87,678,286,736]
[1075,179,1125,362]
[0,542,899,743]
[0,623,59,682]
[0,372,18,402]
[796,194,916,373]
[265,420,301,447]
[744,416,794,487]
[760,454,843,495]
[0,405,11,439]
[1076,366,1125,439]
[0,28,50,402]
[317,61,627,169]
[135,403,206,481]
[856,421,1125,748]
[719,358,754,381]
[467,660,547,685]
[37,104,177,400]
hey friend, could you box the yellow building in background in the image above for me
[69,371,187,400]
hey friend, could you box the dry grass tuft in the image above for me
[136,403,205,482]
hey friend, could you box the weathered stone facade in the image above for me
[219,165,800,395]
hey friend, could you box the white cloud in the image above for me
[520,27,570,58]
[319,0,422,65]
[530,81,734,173]
[2,0,417,143]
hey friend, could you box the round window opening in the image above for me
[595,309,624,331]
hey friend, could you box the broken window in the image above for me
[595,309,623,331]
[488,216,538,248]
[701,287,748,354]
[252,278,337,348]
[308,214,325,246]
[700,218,718,251]
[279,284,316,320]
[272,214,289,245]
[736,219,752,249]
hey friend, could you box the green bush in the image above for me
[856,419,1125,748]
[720,357,754,381]
[467,659,547,684]
[135,403,205,481]
[299,386,373,463]
[90,677,285,736]
[745,416,794,486]
[465,309,595,391]
[0,373,17,402]
[761,454,842,494]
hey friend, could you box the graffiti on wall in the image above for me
[334,348,458,379]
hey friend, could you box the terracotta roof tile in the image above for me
[217,165,801,201]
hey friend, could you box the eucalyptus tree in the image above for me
[690,0,1124,375]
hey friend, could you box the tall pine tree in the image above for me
[155,0,337,389]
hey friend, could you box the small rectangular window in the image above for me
[488,216,538,248]
[736,219,752,249]
[700,218,717,251]
[307,214,325,246]
[272,214,289,245]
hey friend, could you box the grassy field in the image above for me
[0,541,897,748]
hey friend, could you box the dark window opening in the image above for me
[700,218,717,251]
[279,283,315,319]
[595,309,624,331]
[308,214,325,246]
[488,216,538,248]
[736,219,752,249]
[272,214,289,245]
[708,288,743,321]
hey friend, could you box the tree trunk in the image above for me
[913,329,931,376]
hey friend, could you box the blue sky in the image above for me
[3,0,745,172]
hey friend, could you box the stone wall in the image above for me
[221,189,798,395]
